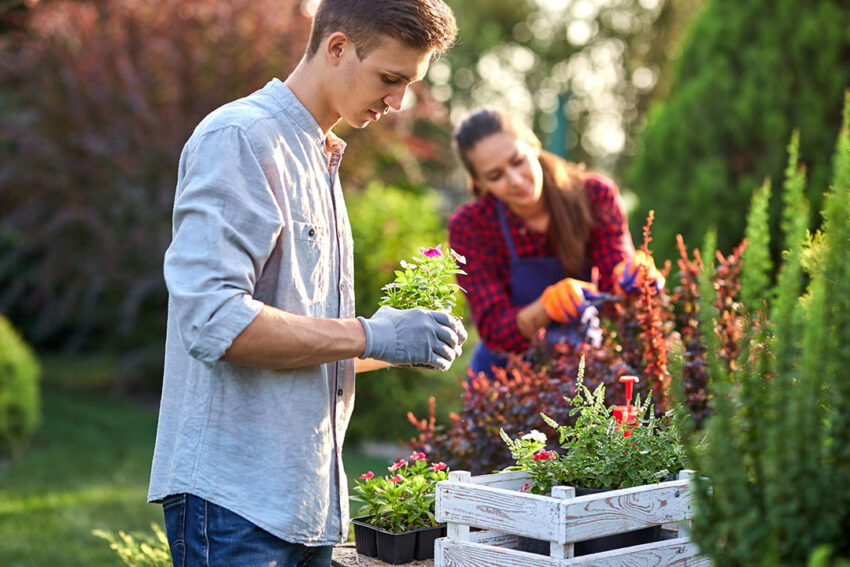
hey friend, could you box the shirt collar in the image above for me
[267,78,347,155]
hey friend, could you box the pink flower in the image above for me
[420,246,442,258]
[389,475,404,483]
[409,451,426,461]
[389,459,408,472]
[430,462,447,472]
[359,471,375,480]
[519,482,530,493]
[532,450,556,461]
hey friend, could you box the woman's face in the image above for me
[466,131,544,213]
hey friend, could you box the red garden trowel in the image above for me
[612,375,640,437]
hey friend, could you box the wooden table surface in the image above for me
[331,542,433,567]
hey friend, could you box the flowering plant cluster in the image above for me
[499,429,561,495]
[500,358,685,493]
[379,244,466,314]
[351,452,450,532]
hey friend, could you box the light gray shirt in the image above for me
[148,79,356,546]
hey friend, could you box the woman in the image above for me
[448,108,661,377]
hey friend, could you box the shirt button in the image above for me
[337,389,343,397]
[308,228,315,237]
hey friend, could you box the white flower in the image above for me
[521,430,547,443]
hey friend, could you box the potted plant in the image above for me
[500,362,685,556]
[351,452,450,564]
[379,244,466,313]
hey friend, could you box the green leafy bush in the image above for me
[0,313,40,455]
[686,92,850,565]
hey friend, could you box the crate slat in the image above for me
[563,537,709,567]
[436,481,564,541]
[562,480,693,540]
[436,538,566,567]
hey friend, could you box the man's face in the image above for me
[334,36,433,129]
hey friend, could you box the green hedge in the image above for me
[0,313,41,455]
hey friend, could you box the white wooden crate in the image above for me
[434,470,708,567]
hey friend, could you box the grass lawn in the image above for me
[0,358,392,566]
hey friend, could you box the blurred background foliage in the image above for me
[627,0,850,264]
[0,0,848,446]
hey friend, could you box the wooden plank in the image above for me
[436,538,566,567]
[563,537,709,567]
[469,470,530,491]
[437,481,564,541]
[467,530,520,548]
[561,480,693,541]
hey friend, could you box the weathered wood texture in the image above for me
[434,470,707,567]
[436,538,709,567]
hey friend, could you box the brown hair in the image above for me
[305,0,457,60]
[453,108,593,277]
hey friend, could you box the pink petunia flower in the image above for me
[519,482,530,493]
[430,462,447,472]
[359,471,375,480]
[532,449,556,461]
[389,459,408,472]
[410,451,426,461]
[389,475,404,483]
[420,246,442,258]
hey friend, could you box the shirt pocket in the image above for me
[291,219,328,305]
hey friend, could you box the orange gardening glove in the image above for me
[613,250,665,296]
[541,278,600,323]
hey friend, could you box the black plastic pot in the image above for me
[518,486,662,557]
[375,528,418,564]
[413,524,448,560]
[351,516,378,558]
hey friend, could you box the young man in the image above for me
[147,2,462,565]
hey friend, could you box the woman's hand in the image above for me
[613,251,665,295]
[540,278,600,323]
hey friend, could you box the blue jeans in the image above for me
[162,493,334,567]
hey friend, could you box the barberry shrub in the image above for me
[688,92,850,565]
[0,313,40,456]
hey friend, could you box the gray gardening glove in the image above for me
[357,306,468,371]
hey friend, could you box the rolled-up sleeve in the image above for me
[164,125,283,363]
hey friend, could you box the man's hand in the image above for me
[357,307,468,371]
[540,278,600,323]
[613,251,665,295]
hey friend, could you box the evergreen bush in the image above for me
[0,313,41,455]
[687,92,850,565]
[627,0,850,265]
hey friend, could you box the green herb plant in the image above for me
[351,452,450,532]
[379,245,466,314]
[502,357,685,492]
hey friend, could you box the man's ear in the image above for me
[323,31,352,66]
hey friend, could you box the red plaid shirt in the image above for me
[448,174,634,353]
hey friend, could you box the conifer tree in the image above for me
[626,0,850,264]
[689,93,850,565]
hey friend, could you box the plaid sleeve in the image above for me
[585,174,635,293]
[448,200,528,353]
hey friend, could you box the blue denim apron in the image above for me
[469,201,588,378]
